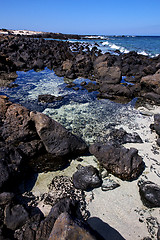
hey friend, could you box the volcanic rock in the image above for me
[72,165,102,190]
[89,143,144,180]
[38,94,63,103]
[48,212,98,240]
[139,181,160,207]
[4,204,29,230]
[140,70,160,94]
[106,127,143,145]
[30,111,88,159]
[2,104,37,143]
[0,192,14,205]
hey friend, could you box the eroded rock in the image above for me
[89,143,144,180]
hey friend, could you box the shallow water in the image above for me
[0,68,140,141]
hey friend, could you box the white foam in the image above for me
[109,43,121,50]
[102,41,109,45]
[137,51,148,56]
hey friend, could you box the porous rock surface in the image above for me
[89,143,145,180]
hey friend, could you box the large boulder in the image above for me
[98,83,136,99]
[2,104,37,143]
[72,165,102,190]
[89,143,144,180]
[140,70,160,94]
[4,204,29,230]
[95,65,122,84]
[94,54,121,84]
[139,181,160,207]
[48,212,99,240]
[30,111,88,159]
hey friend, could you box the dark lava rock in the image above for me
[17,140,44,158]
[140,71,160,94]
[72,165,102,190]
[142,92,160,104]
[106,127,143,145]
[153,114,160,136]
[14,214,42,240]
[84,82,99,92]
[98,83,135,99]
[48,212,99,240]
[0,95,12,121]
[89,143,144,181]
[0,192,14,205]
[0,159,10,190]
[138,181,160,207]
[2,104,37,143]
[30,111,88,159]
[33,59,44,70]
[101,179,120,191]
[4,204,29,230]
[38,94,63,103]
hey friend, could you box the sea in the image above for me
[69,35,160,57]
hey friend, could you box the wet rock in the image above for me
[80,81,87,86]
[101,179,120,191]
[38,94,63,103]
[89,143,144,180]
[30,111,88,159]
[99,83,134,98]
[2,104,37,143]
[138,181,160,207]
[72,165,102,190]
[84,82,99,92]
[4,204,29,230]
[106,127,143,145]
[0,192,14,205]
[66,82,76,88]
[48,212,98,240]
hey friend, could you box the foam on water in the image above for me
[137,50,148,56]
[102,41,129,53]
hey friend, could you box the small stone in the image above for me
[101,178,120,191]
[139,181,160,207]
[72,165,102,190]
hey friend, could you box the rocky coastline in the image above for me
[0,33,160,239]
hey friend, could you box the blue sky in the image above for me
[1,0,160,35]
